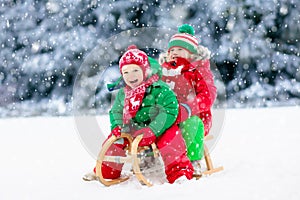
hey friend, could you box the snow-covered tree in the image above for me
[0,0,299,117]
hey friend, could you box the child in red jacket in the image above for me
[159,24,217,175]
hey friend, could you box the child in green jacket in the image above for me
[84,45,193,184]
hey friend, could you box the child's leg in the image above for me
[100,138,130,179]
[83,138,128,181]
[180,116,204,161]
[99,142,127,179]
[156,125,194,184]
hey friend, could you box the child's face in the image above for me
[121,64,144,88]
[168,47,190,62]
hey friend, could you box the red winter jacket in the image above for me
[161,57,217,136]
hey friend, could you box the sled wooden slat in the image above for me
[202,166,224,175]
[136,144,159,159]
[103,155,133,163]
[131,134,154,187]
[204,134,214,141]
[193,135,224,180]
[151,143,159,158]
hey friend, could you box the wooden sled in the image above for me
[96,133,223,186]
[96,133,159,186]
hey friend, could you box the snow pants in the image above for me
[179,116,205,161]
[100,125,194,184]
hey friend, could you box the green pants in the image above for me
[179,116,204,161]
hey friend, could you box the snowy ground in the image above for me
[1,106,300,200]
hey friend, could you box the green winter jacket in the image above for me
[109,80,179,137]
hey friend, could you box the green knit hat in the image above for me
[168,24,199,54]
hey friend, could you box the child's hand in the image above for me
[102,126,122,145]
[133,127,156,146]
[110,126,122,137]
[175,103,191,124]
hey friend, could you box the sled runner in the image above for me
[96,133,159,186]
[193,134,224,180]
[96,133,223,186]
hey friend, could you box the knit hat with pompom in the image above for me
[107,45,150,91]
[119,45,150,77]
[168,24,199,54]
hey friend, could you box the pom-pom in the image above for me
[127,44,138,50]
[178,24,195,36]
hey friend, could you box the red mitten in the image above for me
[103,126,122,145]
[175,57,193,70]
[133,127,156,146]
[110,126,122,137]
[175,103,191,124]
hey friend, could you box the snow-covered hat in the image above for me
[119,45,150,76]
[168,24,199,54]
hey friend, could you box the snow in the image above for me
[1,106,300,200]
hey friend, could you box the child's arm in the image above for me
[197,60,217,103]
[109,89,124,130]
[132,84,179,146]
[181,69,214,117]
[148,85,179,137]
[194,69,215,111]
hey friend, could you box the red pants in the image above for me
[98,125,194,184]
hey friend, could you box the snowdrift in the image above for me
[0,106,299,200]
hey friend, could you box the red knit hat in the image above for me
[119,45,150,77]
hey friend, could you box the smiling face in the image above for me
[121,64,144,89]
[168,47,191,62]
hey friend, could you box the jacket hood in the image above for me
[159,45,211,65]
[147,56,162,78]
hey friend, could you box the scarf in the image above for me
[123,74,159,124]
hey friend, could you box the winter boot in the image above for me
[165,161,194,184]
[192,160,202,176]
[82,171,97,181]
[156,125,194,184]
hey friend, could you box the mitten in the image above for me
[102,126,122,146]
[110,126,122,137]
[175,103,191,124]
[133,127,156,146]
[175,57,192,69]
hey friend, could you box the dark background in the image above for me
[0,0,299,117]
